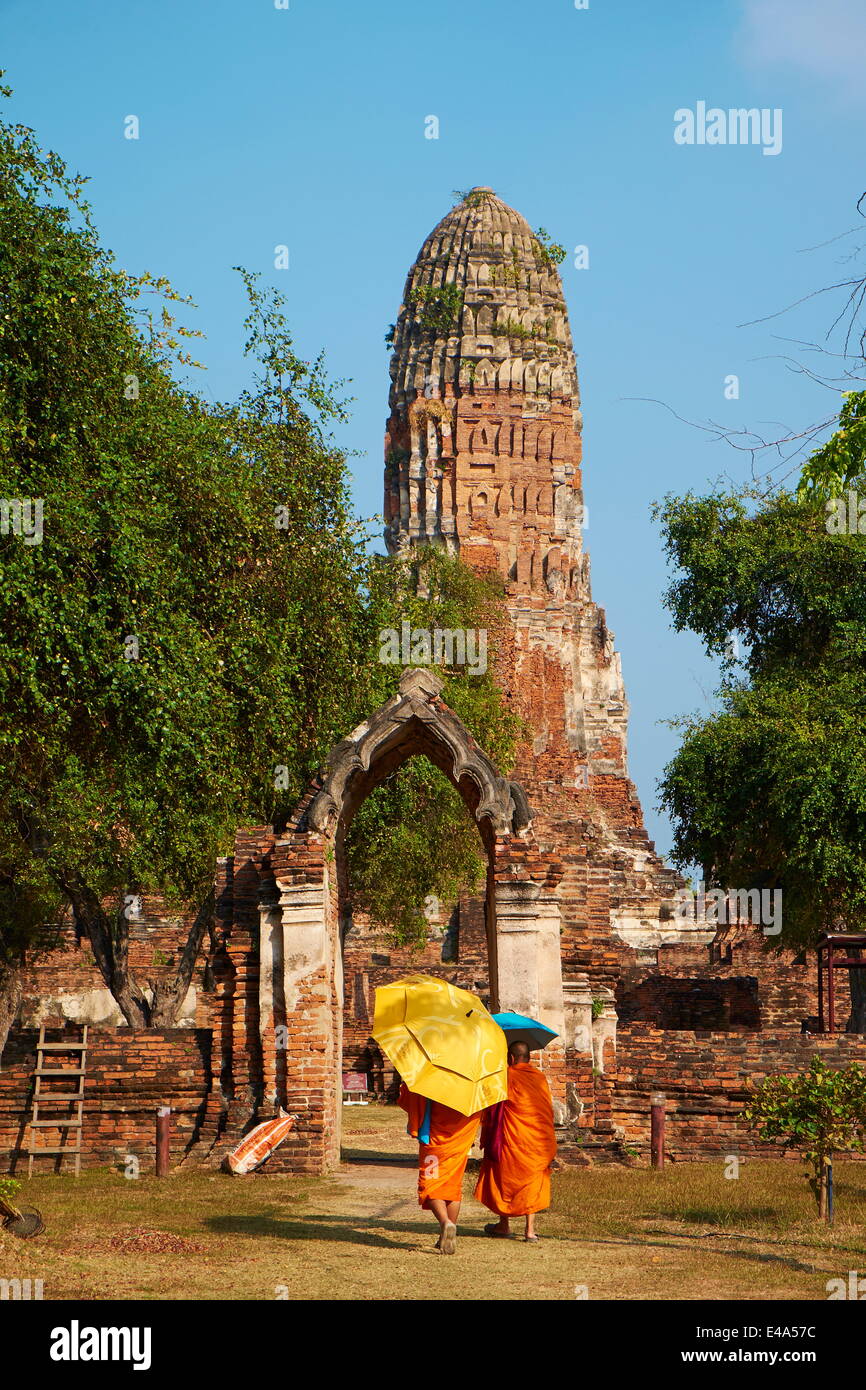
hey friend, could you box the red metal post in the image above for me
[651,1091,666,1169]
[156,1105,171,1177]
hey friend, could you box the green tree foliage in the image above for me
[0,94,520,1032]
[745,1058,866,1219]
[798,391,866,500]
[654,487,866,676]
[451,189,489,209]
[407,284,464,335]
[532,227,566,270]
[0,831,60,1057]
[0,95,375,1026]
[0,1175,22,1212]
[345,546,521,948]
[346,757,485,948]
[654,484,866,984]
[654,197,866,989]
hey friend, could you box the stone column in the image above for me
[493,879,566,1104]
[271,875,340,1173]
[562,975,594,1125]
[591,986,618,1074]
[562,976,593,1055]
[258,899,283,1110]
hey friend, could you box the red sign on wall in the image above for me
[342,1072,368,1091]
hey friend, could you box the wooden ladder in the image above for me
[27,1024,88,1177]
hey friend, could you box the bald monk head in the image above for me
[508,1041,530,1065]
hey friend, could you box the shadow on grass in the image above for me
[637,1226,828,1273]
[642,1219,866,1260]
[672,1206,781,1228]
[340,1148,416,1167]
[560,1227,823,1276]
[205,1210,556,1252]
[206,1209,473,1251]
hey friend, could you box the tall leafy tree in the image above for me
[654,481,866,1028]
[0,93,519,1047]
[0,94,375,1032]
[654,187,866,1033]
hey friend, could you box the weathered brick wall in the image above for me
[260,811,340,1174]
[0,1028,212,1173]
[612,1026,866,1160]
[19,898,211,1030]
[616,926,850,1031]
[341,894,491,1089]
[209,804,342,1176]
[617,975,761,1030]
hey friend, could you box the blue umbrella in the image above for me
[491,1011,558,1051]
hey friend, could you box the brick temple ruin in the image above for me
[3,188,866,1175]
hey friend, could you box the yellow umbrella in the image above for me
[372,973,507,1115]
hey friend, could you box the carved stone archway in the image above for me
[307,666,532,841]
[213,667,565,1174]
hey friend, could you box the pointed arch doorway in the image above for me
[241,667,565,1174]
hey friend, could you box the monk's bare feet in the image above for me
[484,1221,511,1238]
[440,1221,457,1255]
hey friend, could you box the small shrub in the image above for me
[745,1057,866,1221]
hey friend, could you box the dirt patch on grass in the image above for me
[83,1226,205,1255]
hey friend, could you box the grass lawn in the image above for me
[2,1103,864,1300]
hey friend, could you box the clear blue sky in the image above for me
[5,0,864,858]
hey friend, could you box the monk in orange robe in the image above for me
[474,1041,557,1241]
[399,1083,482,1254]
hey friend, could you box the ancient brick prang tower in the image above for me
[384,187,684,970]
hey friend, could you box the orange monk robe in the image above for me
[474,1062,557,1216]
[399,1084,482,1209]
